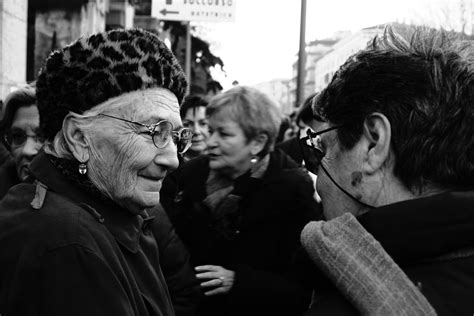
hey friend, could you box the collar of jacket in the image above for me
[357,190,474,265]
[29,151,150,253]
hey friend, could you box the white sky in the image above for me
[194,0,465,88]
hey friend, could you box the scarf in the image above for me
[301,213,436,316]
[203,154,270,240]
[47,154,113,203]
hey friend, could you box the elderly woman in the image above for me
[300,26,474,315]
[0,29,198,315]
[161,86,320,316]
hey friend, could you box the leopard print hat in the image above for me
[36,28,187,140]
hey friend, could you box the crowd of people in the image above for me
[0,24,473,315]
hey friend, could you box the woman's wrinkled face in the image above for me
[86,88,181,214]
[206,116,253,178]
[182,106,209,154]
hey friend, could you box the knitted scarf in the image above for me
[301,213,436,316]
[203,154,269,240]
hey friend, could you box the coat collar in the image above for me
[30,152,149,253]
[357,190,474,264]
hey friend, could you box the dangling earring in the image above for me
[250,155,258,164]
[78,162,87,175]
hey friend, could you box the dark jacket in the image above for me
[0,158,19,199]
[305,191,474,315]
[161,151,321,316]
[0,142,10,167]
[275,136,303,165]
[0,152,199,316]
[153,205,201,316]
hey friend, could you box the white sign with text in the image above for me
[152,0,236,22]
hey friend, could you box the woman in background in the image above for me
[180,94,210,162]
[161,86,320,316]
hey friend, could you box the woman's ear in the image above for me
[362,112,391,174]
[63,113,90,163]
[250,133,269,156]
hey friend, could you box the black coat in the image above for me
[0,158,19,200]
[161,151,321,316]
[304,190,474,315]
[0,152,199,316]
[275,136,303,166]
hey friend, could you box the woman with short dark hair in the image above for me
[301,25,474,315]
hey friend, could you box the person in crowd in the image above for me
[276,92,324,165]
[161,86,321,316]
[206,80,223,97]
[300,25,474,315]
[0,28,199,315]
[0,85,43,198]
[181,94,210,162]
[277,93,325,203]
[275,115,293,144]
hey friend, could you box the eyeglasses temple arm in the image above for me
[99,113,149,129]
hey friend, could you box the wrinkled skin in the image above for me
[85,89,181,214]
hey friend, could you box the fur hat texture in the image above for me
[36,28,187,140]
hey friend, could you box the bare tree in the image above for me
[402,0,473,35]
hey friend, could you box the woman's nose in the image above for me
[21,136,41,158]
[193,122,202,135]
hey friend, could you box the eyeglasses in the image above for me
[299,125,341,175]
[4,129,45,148]
[99,113,193,154]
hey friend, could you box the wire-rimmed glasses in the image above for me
[99,113,193,154]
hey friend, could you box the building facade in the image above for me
[0,0,28,101]
[254,79,292,115]
[289,37,341,108]
[313,26,384,93]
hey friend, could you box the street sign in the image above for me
[152,0,236,22]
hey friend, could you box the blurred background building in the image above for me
[1,0,473,115]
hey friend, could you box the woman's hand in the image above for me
[195,265,235,296]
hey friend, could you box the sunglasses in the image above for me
[99,113,193,154]
[4,129,45,148]
[299,125,341,174]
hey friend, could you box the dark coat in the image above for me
[0,152,199,316]
[275,136,303,165]
[161,151,322,316]
[0,142,10,167]
[153,205,201,316]
[304,190,474,316]
[0,158,19,200]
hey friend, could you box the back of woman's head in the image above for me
[207,86,282,156]
[316,24,474,191]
